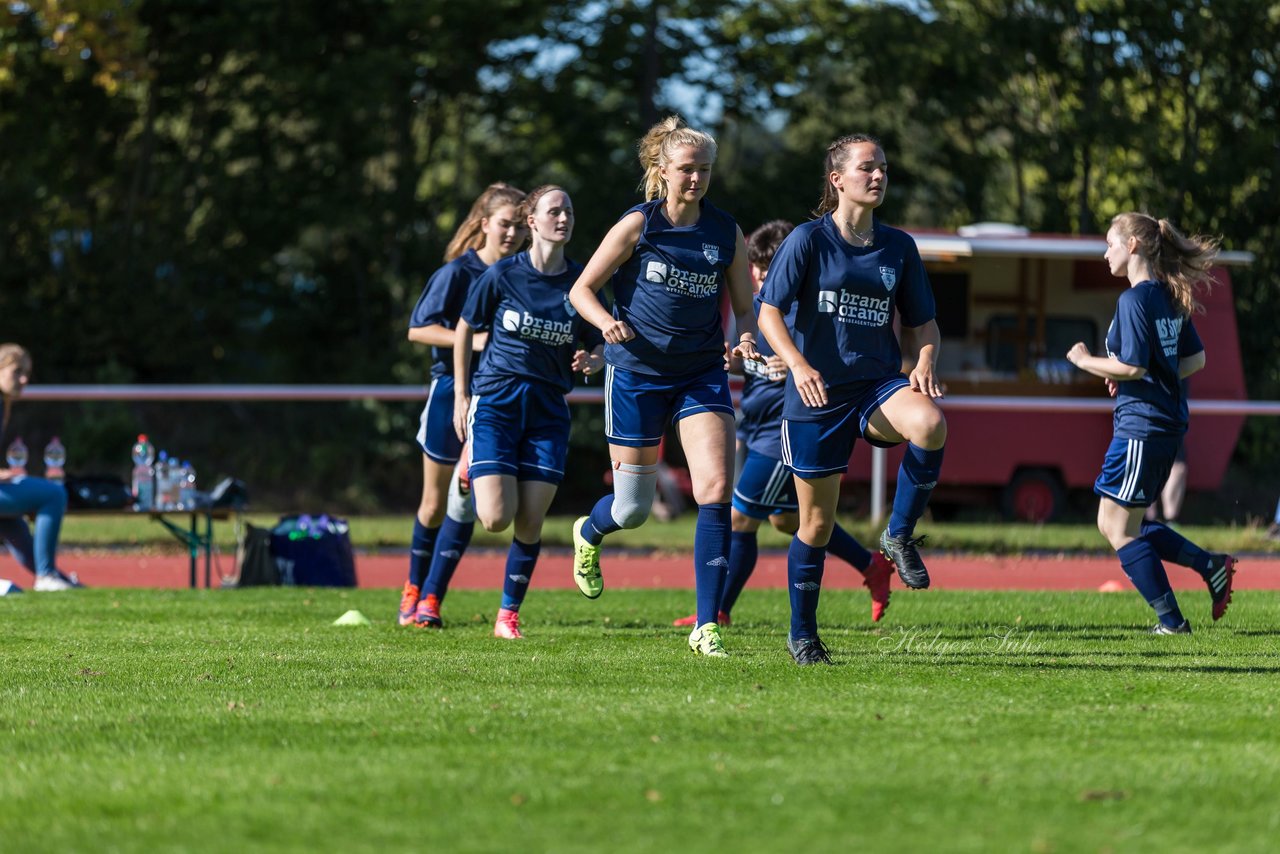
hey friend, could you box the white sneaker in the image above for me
[0,578,22,595]
[34,572,81,592]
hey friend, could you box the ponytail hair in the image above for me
[814,133,883,217]
[1110,212,1220,317]
[0,343,31,428]
[637,115,717,201]
[444,182,527,262]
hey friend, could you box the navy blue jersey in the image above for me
[1105,280,1204,439]
[739,294,790,457]
[408,248,489,380]
[760,216,935,421]
[606,198,738,377]
[462,253,605,395]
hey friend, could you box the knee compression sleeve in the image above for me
[446,460,476,523]
[610,462,659,529]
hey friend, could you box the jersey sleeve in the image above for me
[408,264,465,329]
[1178,317,1204,358]
[1112,290,1151,369]
[759,227,810,312]
[460,266,503,332]
[895,239,936,328]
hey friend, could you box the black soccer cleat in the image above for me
[787,634,834,666]
[880,528,931,589]
[1149,620,1193,635]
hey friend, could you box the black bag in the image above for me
[268,514,357,587]
[234,523,280,587]
[64,474,133,510]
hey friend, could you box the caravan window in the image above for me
[986,315,1098,373]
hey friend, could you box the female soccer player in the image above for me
[401,183,528,627]
[453,186,605,638]
[672,220,893,628]
[0,344,81,592]
[568,115,762,658]
[1065,212,1235,633]
[758,134,946,665]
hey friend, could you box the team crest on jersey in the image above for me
[563,295,577,317]
[702,243,720,265]
[879,266,897,290]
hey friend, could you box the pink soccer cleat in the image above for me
[415,593,443,629]
[672,610,730,628]
[863,552,894,623]
[494,607,523,639]
[397,582,420,626]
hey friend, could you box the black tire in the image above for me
[1001,468,1066,522]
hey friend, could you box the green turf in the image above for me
[57,512,1280,555]
[2,588,1278,852]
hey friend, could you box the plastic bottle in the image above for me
[179,460,197,509]
[6,437,28,476]
[43,436,66,482]
[131,434,156,511]
[155,450,172,510]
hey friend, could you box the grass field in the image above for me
[3,587,1278,852]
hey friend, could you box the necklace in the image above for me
[841,219,875,246]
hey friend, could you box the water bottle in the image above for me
[131,434,156,510]
[43,436,66,482]
[6,437,28,476]
[155,450,172,510]
[179,460,197,509]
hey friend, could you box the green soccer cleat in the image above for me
[571,516,604,599]
[688,622,728,657]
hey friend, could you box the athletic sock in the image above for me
[1139,520,1217,578]
[408,519,440,588]
[422,515,475,602]
[889,444,945,538]
[1118,537,1185,628]
[788,537,826,640]
[583,494,620,545]
[719,530,758,615]
[500,538,541,612]
[826,522,871,572]
[693,503,731,626]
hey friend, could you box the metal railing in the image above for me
[25,385,1276,521]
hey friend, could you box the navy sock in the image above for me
[408,519,440,588]
[1118,537,1185,628]
[719,530,758,616]
[422,515,474,601]
[1139,520,1216,578]
[826,522,871,572]
[693,503,731,626]
[889,444,945,538]
[584,494,620,545]
[500,538,541,612]
[788,537,826,640]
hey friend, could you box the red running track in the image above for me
[12,549,1280,591]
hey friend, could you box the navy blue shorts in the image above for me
[416,375,463,464]
[732,449,797,519]
[603,364,734,448]
[1094,435,1181,508]
[467,380,571,484]
[781,375,910,479]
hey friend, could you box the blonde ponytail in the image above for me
[1111,213,1219,316]
[636,115,717,201]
